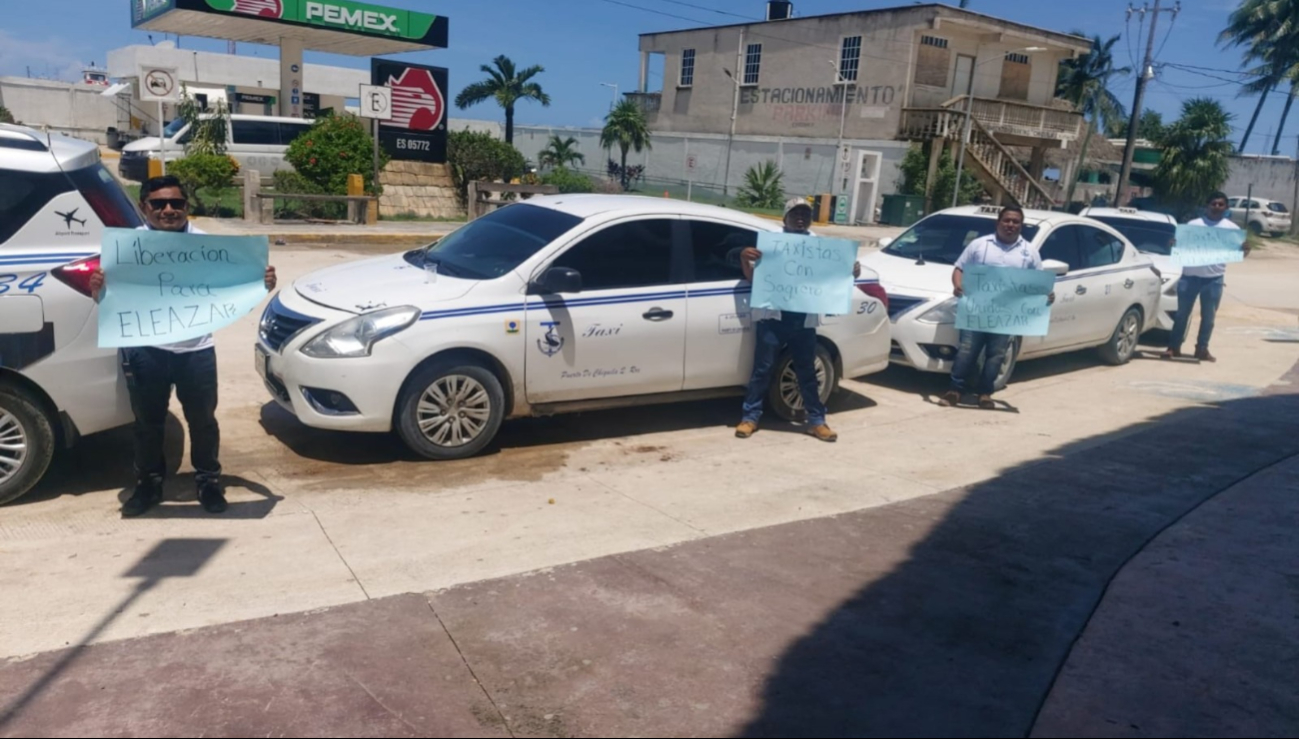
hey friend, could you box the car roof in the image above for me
[1080,207,1177,224]
[930,204,1073,227]
[0,123,101,173]
[1229,195,1282,204]
[522,194,783,230]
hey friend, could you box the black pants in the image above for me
[121,347,221,485]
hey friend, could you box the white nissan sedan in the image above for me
[257,195,891,459]
[1080,206,1180,331]
[862,205,1161,389]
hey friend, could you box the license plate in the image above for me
[255,346,270,380]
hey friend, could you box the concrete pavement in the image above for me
[1,362,1297,737]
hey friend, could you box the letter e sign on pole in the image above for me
[359,84,393,194]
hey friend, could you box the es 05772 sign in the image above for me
[371,59,448,164]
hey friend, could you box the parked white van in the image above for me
[119,114,315,182]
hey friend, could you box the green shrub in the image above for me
[285,115,385,195]
[735,161,785,209]
[168,154,239,216]
[541,167,594,194]
[896,144,984,210]
[0,107,16,125]
[447,130,526,206]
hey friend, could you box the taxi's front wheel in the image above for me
[396,361,505,460]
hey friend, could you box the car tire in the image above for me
[1098,307,1143,366]
[768,344,838,422]
[396,361,505,461]
[0,386,56,506]
[1249,222,1263,236]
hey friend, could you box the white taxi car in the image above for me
[1080,206,1179,330]
[863,205,1161,389]
[1,124,144,504]
[257,195,892,459]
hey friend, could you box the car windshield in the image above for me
[1267,202,1288,213]
[882,214,1041,265]
[405,203,583,280]
[163,118,187,139]
[1090,217,1176,256]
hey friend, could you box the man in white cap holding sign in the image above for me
[732,197,860,442]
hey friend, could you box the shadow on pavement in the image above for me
[738,371,1299,737]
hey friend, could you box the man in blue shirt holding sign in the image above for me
[733,198,860,442]
[940,206,1054,410]
[1161,191,1246,363]
[90,176,277,517]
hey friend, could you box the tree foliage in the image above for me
[541,167,594,194]
[447,130,527,206]
[735,161,786,209]
[1057,33,1130,136]
[454,55,551,145]
[600,100,652,190]
[897,145,984,209]
[176,87,230,156]
[1220,0,1299,152]
[284,114,386,195]
[1153,98,1235,215]
[538,135,585,170]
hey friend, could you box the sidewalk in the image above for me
[2,363,1296,736]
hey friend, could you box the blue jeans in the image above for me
[741,313,827,426]
[1168,275,1224,352]
[949,330,1013,396]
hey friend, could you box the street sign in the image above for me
[138,66,180,103]
[687,154,697,172]
[359,84,393,120]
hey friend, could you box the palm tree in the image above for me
[1056,33,1130,205]
[600,100,652,190]
[454,55,551,145]
[1220,0,1299,153]
[1154,98,1235,214]
[538,135,585,171]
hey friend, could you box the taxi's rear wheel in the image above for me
[396,362,505,461]
[0,386,55,506]
[1099,307,1143,366]
[769,344,838,423]
[982,337,1021,393]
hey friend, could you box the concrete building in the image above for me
[630,2,1091,219]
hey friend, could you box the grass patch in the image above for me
[382,212,466,223]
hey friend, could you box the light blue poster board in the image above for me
[98,228,269,348]
[1172,224,1246,267]
[956,264,1054,337]
[750,233,857,316]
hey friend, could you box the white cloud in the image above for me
[0,29,89,82]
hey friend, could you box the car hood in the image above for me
[294,252,480,313]
[861,250,954,297]
[122,137,167,153]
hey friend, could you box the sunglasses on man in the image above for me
[146,198,189,211]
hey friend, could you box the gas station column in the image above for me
[280,37,304,118]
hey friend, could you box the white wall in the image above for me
[0,77,129,144]
[107,46,368,99]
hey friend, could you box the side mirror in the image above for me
[877,237,894,248]
[1042,259,1069,277]
[529,267,582,295]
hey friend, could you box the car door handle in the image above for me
[1075,285,1087,295]
[1124,279,1135,289]
[643,307,674,321]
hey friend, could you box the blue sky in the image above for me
[1,0,1293,155]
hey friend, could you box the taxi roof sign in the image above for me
[133,0,447,56]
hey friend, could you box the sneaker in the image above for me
[938,390,961,407]
[122,479,163,517]
[198,482,227,514]
[807,424,838,442]
[978,395,996,410]
[735,421,759,439]
[1194,348,1217,362]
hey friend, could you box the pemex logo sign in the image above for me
[207,0,284,17]
[372,60,448,164]
[386,68,445,132]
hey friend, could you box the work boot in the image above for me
[198,481,227,514]
[938,390,961,407]
[807,424,838,442]
[978,394,997,410]
[1160,348,1182,359]
[735,421,759,439]
[1194,347,1217,363]
[122,478,163,517]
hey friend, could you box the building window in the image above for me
[999,52,1031,101]
[839,36,862,82]
[680,49,696,87]
[744,43,762,86]
[915,35,951,88]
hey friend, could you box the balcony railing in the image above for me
[932,95,1083,142]
[625,91,662,117]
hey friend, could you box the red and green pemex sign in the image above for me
[136,0,447,47]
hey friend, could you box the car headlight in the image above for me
[301,306,420,358]
[916,298,958,325]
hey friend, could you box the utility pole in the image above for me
[1291,135,1299,236]
[1115,1,1180,206]
[723,28,745,197]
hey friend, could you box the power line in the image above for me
[658,0,760,21]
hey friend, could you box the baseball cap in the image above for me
[784,197,813,215]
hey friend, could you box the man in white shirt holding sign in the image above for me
[90,176,277,517]
[1161,191,1246,363]
[940,205,1054,410]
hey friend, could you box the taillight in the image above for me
[857,281,888,311]
[53,256,100,297]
